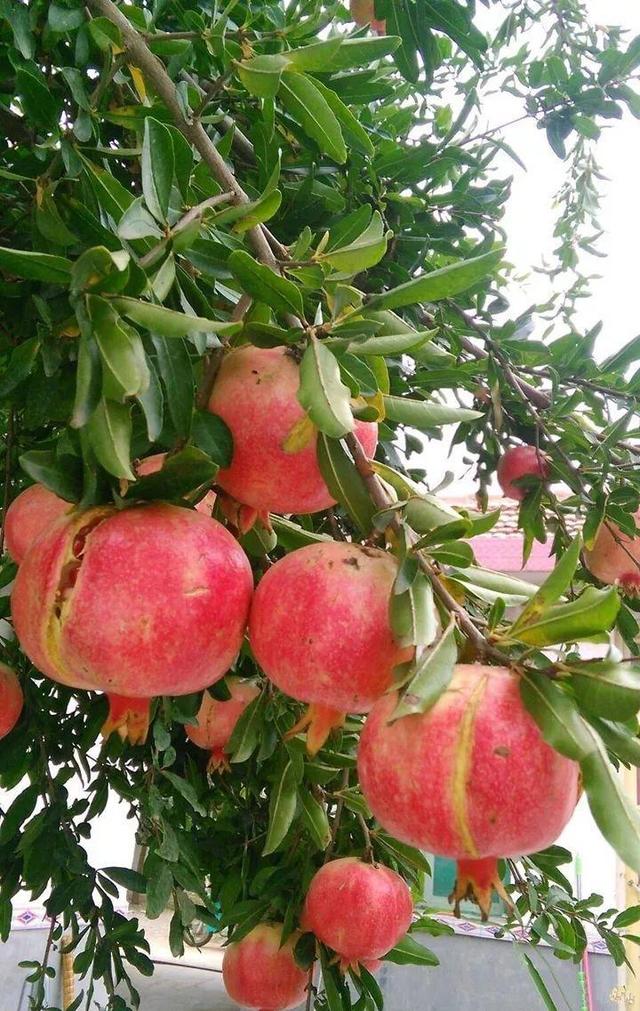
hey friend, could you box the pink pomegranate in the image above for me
[584,510,640,595]
[249,541,412,753]
[497,445,550,501]
[350,0,386,33]
[186,677,260,769]
[12,503,253,742]
[302,858,412,970]
[136,452,217,515]
[208,346,378,515]
[0,662,23,738]
[358,665,580,917]
[222,923,310,1011]
[4,485,70,564]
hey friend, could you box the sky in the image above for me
[428,0,640,496]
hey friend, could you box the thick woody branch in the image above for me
[86,0,275,266]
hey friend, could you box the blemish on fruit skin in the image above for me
[344,557,360,568]
[494,745,510,758]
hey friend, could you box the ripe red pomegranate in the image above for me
[249,541,412,754]
[222,923,310,1011]
[137,453,217,515]
[186,677,260,769]
[301,857,412,970]
[584,510,640,595]
[497,445,550,501]
[358,664,579,918]
[350,0,386,33]
[208,346,377,515]
[12,503,253,742]
[0,662,23,738]
[4,485,70,564]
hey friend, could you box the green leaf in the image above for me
[311,77,375,158]
[581,733,640,873]
[366,248,504,311]
[299,788,331,850]
[510,536,581,634]
[520,672,594,762]
[263,760,298,855]
[118,198,164,240]
[161,771,206,816]
[129,447,218,502]
[233,190,282,234]
[102,867,147,894]
[0,247,71,284]
[448,565,537,604]
[19,450,81,502]
[317,433,376,535]
[319,212,388,273]
[298,338,354,438]
[392,615,457,719]
[146,861,173,919]
[111,297,239,337]
[228,250,304,319]
[0,338,41,398]
[71,247,130,294]
[137,355,164,442]
[279,72,347,164]
[86,399,135,480]
[284,38,344,72]
[385,935,439,966]
[88,295,150,401]
[236,54,289,99]
[347,330,436,357]
[570,660,640,721]
[383,395,482,428]
[328,36,401,69]
[504,586,620,647]
[229,695,266,763]
[151,335,193,439]
[389,569,438,650]
[521,953,559,1011]
[192,411,233,468]
[142,118,174,222]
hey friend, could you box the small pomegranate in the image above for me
[358,665,579,918]
[222,923,310,1011]
[12,503,253,743]
[137,452,217,515]
[249,541,412,754]
[497,445,550,501]
[4,485,70,564]
[0,662,23,738]
[208,345,377,515]
[584,510,640,595]
[186,677,260,770]
[301,857,412,970]
[350,0,386,34]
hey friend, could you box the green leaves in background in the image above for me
[228,250,304,318]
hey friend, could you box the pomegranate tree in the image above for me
[357,665,580,917]
[497,445,550,501]
[249,541,411,753]
[12,504,253,741]
[0,663,22,739]
[302,857,413,970]
[4,484,70,564]
[186,677,260,769]
[584,511,640,595]
[208,346,377,516]
[222,923,310,1011]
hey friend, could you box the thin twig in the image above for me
[138,191,234,270]
[0,407,14,556]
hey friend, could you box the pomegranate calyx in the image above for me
[285,704,346,757]
[207,746,231,773]
[102,694,151,745]
[450,857,513,922]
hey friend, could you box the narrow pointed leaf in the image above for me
[317,433,376,535]
[510,536,581,633]
[263,761,298,856]
[87,399,135,480]
[393,616,457,719]
[384,395,482,428]
[298,338,354,438]
[279,72,346,164]
[142,117,175,223]
[366,248,504,311]
[505,586,620,647]
[228,250,304,318]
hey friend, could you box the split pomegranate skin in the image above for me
[4,484,70,565]
[358,665,580,916]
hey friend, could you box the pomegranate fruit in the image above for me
[208,345,377,515]
[584,510,640,595]
[301,857,412,970]
[350,0,386,34]
[0,662,23,738]
[137,452,217,515]
[186,676,260,770]
[12,503,253,742]
[358,664,579,918]
[249,541,412,754]
[4,484,70,565]
[222,923,310,1011]
[497,445,550,501]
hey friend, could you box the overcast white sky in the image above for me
[428,0,640,495]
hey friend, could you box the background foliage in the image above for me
[2,0,640,1009]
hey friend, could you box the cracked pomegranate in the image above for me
[222,923,310,1011]
[4,484,70,564]
[249,541,411,754]
[358,664,579,917]
[497,445,550,501]
[0,663,22,739]
[301,857,412,970]
[186,677,260,770]
[584,510,640,595]
[208,345,377,515]
[12,503,253,742]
